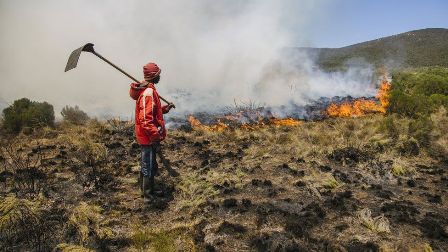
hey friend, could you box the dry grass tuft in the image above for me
[177,174,219,211]
[0,194,40,233]
[0,194,52,250]
[54,243,94,252]
[130,223,197,252]
[423,243,433,252]
[68,202,113,245]
[430,106,448,157]
[323,175,341,189]
[391,165,406,177]
[357,208,390,233]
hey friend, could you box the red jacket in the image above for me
[130,83,170,145]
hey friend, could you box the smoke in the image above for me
[0,0,377,119]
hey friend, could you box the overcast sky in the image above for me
[0,0,446,119]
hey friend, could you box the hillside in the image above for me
[296,28,448,71]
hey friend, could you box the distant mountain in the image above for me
[295,28,448,71]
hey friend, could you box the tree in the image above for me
[61,105,90,125]
[2,98,54,133]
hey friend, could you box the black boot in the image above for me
[139,172,144,197]
[148,176,155,194]
[142,176,154,203]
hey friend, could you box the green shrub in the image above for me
[429,94,448,108]
[61,105,90,125]
[2,98,54,133]
[388,90,431,118]
[389,67,448,117]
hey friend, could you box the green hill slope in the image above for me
[297,28,448,71]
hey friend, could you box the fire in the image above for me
[187,76,392,129]
[376,78,391,111]
[188,115,301,131]
[326,76,391,117]
[188,116,228,131]
[269,118,301,127]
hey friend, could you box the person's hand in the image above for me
[166,103,175,112]
[157,126,164,135]
[138,80,149,88]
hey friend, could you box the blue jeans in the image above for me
[141,144,159,177]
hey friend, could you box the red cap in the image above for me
[143,62,161,81]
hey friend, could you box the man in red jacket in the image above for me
[129,62,174,202]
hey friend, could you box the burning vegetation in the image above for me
[326,77,391,118]
[187,76,392,131]
[188,115,301,131]
[188,116,228,132]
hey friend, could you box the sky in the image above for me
[309,0,448,48]
[0,0,447,119]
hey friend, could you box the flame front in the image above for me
[188,116,228,131]
[187,76,391,129]
[188,116,301,131]
[376,78,391,111]
[269,118,301,127]
[326,76,391,117]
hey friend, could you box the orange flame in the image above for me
[376,78,391,111]
[269,118,301,127]
[188,116,301,131]
[326,76,391,117]
[188,116,228,131]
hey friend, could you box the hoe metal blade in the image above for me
[64,42,174,106]
[64,43,95,72]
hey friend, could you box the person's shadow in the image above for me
[157,147,180,177]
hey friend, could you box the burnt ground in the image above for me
[0,117,447,251]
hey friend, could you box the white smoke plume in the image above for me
[0,0,377,119]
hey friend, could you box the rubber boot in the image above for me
[148,176,155,194]
[142,176,154,203]
[139,172,144,198]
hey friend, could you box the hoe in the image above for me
[65,43,174,107]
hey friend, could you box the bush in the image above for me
[2,98,54,133]
[61,105,90,125]
[388,91,432,118]
[389,67,448,117]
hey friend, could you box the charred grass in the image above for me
[0,113,447,251]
